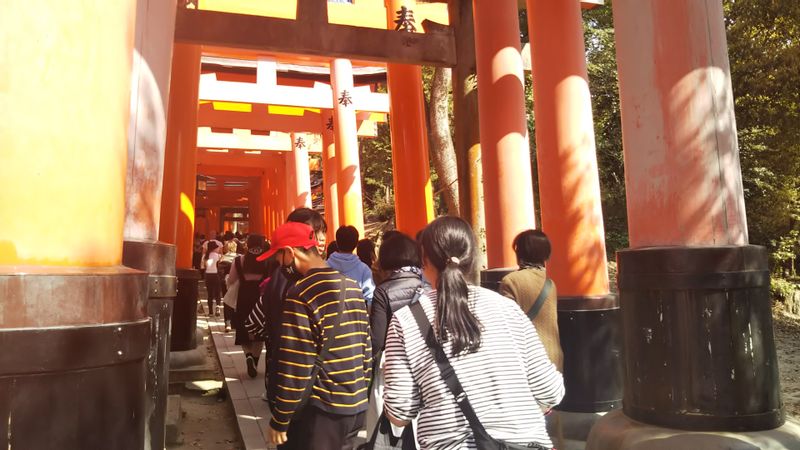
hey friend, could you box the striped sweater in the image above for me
[269,268,373,432]
[383,286,565,449]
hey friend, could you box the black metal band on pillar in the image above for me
[557,295,623,413]
[617,245,784,432]
[0,270,149,450]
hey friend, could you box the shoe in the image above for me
[246,354,257,378]
[261,392,269,402]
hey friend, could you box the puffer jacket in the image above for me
[370,270,424,354]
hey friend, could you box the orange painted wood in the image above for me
[473,0,536,268]
[527,0,610,297]
[613,0,748,247]
[386,0,435,236]
[330,59,365,235]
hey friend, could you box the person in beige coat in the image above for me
[498,230,564,372]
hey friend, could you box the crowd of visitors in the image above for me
[195,209,565,450]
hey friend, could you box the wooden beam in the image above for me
[174,8,456,67]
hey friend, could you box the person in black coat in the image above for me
[370,233,425,357]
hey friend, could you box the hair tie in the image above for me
[447,256,460,267]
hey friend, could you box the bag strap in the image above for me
[296,275,349,412]
[408,301,495,445]
[526,279,553,321]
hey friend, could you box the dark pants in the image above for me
[279,406,365,450]
[205,273,221,310]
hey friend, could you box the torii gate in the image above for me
[2,0,796,449]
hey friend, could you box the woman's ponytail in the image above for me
[422,217,482,355]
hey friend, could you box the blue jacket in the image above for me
[326,252,376,305]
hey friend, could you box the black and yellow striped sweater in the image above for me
[269,267,373,432]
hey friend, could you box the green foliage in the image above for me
[771,277,799,302]
[359,123,395,223]
[724,0,800,272]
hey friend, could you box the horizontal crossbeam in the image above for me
[174,8,456,67]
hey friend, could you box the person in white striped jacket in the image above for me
[383,217,565,450]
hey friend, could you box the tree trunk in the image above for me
[428,66,460,215]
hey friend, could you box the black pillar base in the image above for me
[172,268,201,352]
[557,295,623,413]
[0,321,149,450]
[617,245,783,432]
[123,240,177,450]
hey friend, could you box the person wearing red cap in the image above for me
[259,221,373,449]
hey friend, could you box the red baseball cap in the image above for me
[257,222,318,261]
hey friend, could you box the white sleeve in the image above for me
[383,315,421,421]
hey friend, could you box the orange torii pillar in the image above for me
[286,133,312,210]
[122,0,179,447]
[160,43,202,352]
[322,110,340,244]
[527,0,621,421]
[472,0,536,268]
[330,59,365,235]
[249,176,266,235]
[263,158,288,235]
[0,1,150,447]
[588,1,791,446]
[385,0,435,236]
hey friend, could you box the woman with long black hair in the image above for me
[383,217,564,449]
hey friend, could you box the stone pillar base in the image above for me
[587,410,800,450]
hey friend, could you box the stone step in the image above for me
[165,394,183,446]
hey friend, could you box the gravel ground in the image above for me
[774,306,800,420]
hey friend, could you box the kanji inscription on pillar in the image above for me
[394,6,417,33]
[338,90,353,107]
[295,136,306,149]
[326,117,334,131]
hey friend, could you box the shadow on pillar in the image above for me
[172,267,201,351]
[123,240,177,450]
[617,245,783,431]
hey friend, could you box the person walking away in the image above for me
[357,238,385,286]
[327,226,376,307]
[367,233,424,442]
[245,208,328,396]
[203,241,222,316]
[384,217,564,450]
[498,230,564,449]
[498,230,563,371]
[259,222,372,449]
[231,234,269,378]
[218,240,239,331]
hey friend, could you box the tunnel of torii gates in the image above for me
[1,0,794,449]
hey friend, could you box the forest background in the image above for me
[354,0,799,300]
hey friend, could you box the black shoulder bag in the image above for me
[293,276,349,414]
[408,301,551,450]
[527,279,553,321]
